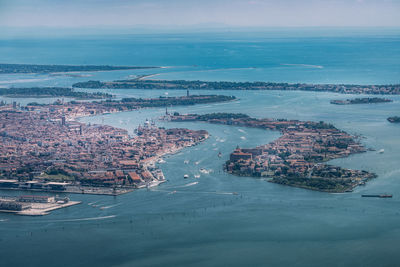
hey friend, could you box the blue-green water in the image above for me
[1,30,400,267]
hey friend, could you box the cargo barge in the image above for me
[361,194,393,198]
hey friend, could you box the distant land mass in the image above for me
[0,87,113,99]
[330,97,393,105]
[0,63,158,74]
[387,116,400,123]
[73,79,400,95]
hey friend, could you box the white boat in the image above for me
[194,174,200,179]
[184,160,189,164]
[199,168,210,174]
[183,174,189,179]
[378,149,385,154]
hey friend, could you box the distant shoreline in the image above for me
[73,79,400,95]
[330,97,393,105]
[0,87,113,100]
[0,63,159,74]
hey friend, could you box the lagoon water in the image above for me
[1,30,400,267]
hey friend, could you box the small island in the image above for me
[166,112,376,193]
[330,97,392,105]
[73,79,400,95]
[0,63,158,74]
[387,116,400,123]
[0,87,113,99]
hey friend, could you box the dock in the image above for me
[0,180,133,196]
[0,195,82,216]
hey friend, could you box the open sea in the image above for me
[1,29,400,267]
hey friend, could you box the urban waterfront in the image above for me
[1,31,400,266]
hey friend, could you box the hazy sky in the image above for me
[0,0,399,28]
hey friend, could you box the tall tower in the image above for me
[187,89,189,97]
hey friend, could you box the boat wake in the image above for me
[183,182,199,187]
[215,137,226,142]
[281,63,324,69]
[40,215,117,223]
[152,189,238,196]
[99,203,122,210]
[167,182,199,189]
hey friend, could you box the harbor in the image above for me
[0,195,81,216]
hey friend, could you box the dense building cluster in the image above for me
[168,113,376,192]
[0,103,208,190]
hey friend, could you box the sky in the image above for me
[0,0,399,29]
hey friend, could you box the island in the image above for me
[166,112,376,193]
[73,79,400,95]
[387,116,400,123]
[0,63,158,74]
[330,97,392,105]
[0,94,233,195]
[0,195,81,216]
[0,87,113,99]
[3,93,235,113]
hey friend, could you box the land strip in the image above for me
[330,97,392,105]
[73,79,400,95]
[0,63,158,74]
[0,87,113,100]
